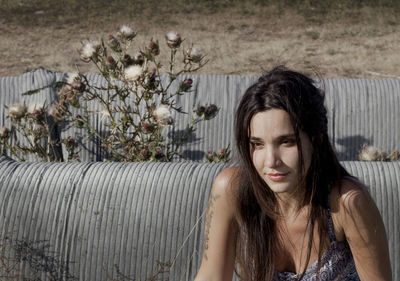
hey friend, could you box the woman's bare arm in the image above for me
[194,167,239,281]
[339,179,392,281]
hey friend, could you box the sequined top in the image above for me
[273,207,360,281]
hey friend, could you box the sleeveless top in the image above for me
[273,206,360,281]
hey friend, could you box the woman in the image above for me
[194,67,392,281]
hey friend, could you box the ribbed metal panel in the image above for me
[0,156,227,280]
[324,78,400,160]
[1,157,399,280]
[1,71,399,162]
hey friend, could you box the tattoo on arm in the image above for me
[203,194,221,260]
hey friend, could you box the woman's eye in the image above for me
[250,142,263,149]
[282,139,296,145]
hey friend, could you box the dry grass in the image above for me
[0,0,399,78]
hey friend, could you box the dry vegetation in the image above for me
[0,0,399,78]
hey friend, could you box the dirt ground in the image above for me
[1,3,399,78]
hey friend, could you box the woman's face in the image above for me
[249,109,313,196]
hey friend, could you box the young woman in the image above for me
[194,67,392,281]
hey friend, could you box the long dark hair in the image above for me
[234,66,349,281]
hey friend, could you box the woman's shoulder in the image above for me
[210,166,241,211]
[332,176,372,212]
[212,166,241,191]
[330,176,376,237]
[329,177,392,280]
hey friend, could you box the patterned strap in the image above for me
[326,207,337,243]
[326,181,338,243]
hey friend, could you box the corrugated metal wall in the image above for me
[0,156,399,281]
[1,69,399,162]
[0,156,227,280]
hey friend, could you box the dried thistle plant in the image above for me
[1,25,229,162]
[358,144,399,162]
[0,237,77,281]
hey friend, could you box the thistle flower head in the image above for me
[148,40,160,56]
[206,150,216,162]
[218,147,230,161]
[185,46,204,63]
[67,72,84,92]
[153,105,173,126]
[142,122,155,133]
[180,78,193,92]
[49,102,68,119]
[359,144,383,161]
[79,41,100,62]
[149,67,157,75]
[154,147,164,159]
[0,126,10,139]
[388,150,399,161]
[124,65,143,82]
[155,147,163,155]
[165,31,182,48]
[106,56,117,68]
[195,104,218,119]
[132,52,144,65]
[67,72,79,85]
[75,114,84,128]
[140,148,150,160]
[204,104,219,120]
[219,148,227,156]
[117,25,136,40]
[27,102,45,114]
[27,103,45,121]
[195,105,206,116]
[6,103,27,119]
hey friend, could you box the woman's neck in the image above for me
[275,188,308,219]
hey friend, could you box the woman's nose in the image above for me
[264,147,281,168]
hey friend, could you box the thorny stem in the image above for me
[169,49,176,74]
[4,140,25,161]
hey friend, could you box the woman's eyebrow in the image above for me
[250,134,296,141]
[249,136,263,142]
[277,133,296,140]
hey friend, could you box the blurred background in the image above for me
[0,0,399,77]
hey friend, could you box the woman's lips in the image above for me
[267,172,289,182]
